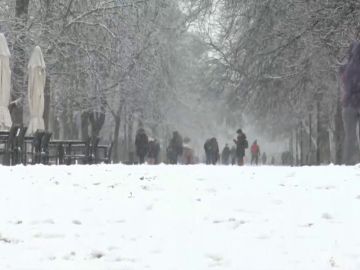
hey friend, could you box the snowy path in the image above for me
[0,164,360,270]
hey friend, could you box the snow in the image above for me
[1,164,360,270]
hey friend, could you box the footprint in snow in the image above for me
[233,220,246,229]
[272,200,283,205]
[10,220,23,225]
[30,219,55,225]
[213,220,224,224]
[43,219,55,224]
[115,256,137,262]
[141,185,150,191]
[72,220,82,225]
[206,254,223,262]
[113,219,126,224]
[316,186,336,190]
[0,235,20,244]
[329,257,338,268]
[300,223,314,228]
[286,172,296,178]
[206,254,226,267]
[33,233,64,239]
[256,234,270,240]
[90,251,105,259]
[322,213,333,220]
[62,251,76,260]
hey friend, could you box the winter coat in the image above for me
[251,143,260,156]
[170,132,183,156]
[221,146,231,164]
[234,133,248,158]
[182,144,194,165]
[135,129,149,158]
[148,140,160,160]
[204,138,219,164]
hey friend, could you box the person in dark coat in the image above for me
[340,41,360,165]
[281,151,293,166]
[210,138,219,165]
[204,139,212,164]
[148,138,160,164]
[233,129,248,166]
[204,137,219,165]
[221,144,231,165]
[271,156,275,165]
[167,131,183,164]
[135,128,149,164]
[262,152,267,165]
[230,145,237,165]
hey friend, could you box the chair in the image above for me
[0,125,20,166]
[64,138,91,165]
[89,137,100,164]
[97,142,113,164]
[13,126,27,165]
[40,132,52,164]
[30,130,46,164]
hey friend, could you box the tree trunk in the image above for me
[89,111,105,140]
[43,76,50,130]
[81,111,90,140]
[127,113,134,162]
[334,99,344,164]
[300,123,304,166]
[113,116,121,163]
[12,0,30,125]
[123,107,128,160]
[316,100,321,165]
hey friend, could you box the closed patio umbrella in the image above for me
[27,46,46,135]
[0,33,12,131]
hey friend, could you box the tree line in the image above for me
[1,0,219,162]
[186,0,360,165]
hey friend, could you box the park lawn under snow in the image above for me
[0,164,360,270]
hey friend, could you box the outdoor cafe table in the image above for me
[0,131,9,143]
[48,140,89,164]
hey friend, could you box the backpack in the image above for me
[244,139,248,149]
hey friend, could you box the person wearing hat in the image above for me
[233,129,248,165]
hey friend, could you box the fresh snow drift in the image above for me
[0,164,360,270]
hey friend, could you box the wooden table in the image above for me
[49,140,89,165]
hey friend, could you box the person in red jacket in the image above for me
[250,140,260,165]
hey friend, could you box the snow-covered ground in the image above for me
[1,164,360,270]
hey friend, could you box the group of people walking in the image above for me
[133,41,360,166]
[135,129,193,165]
[204,129,266,166]
[134,127,268,165]
[135,128,161,164]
